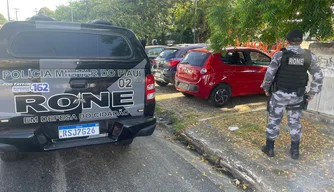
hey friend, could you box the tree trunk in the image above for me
[161,31,166,45]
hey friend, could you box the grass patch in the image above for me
[157,96,333,162]
[155,103,190,131]
[155,104,163,114]
[206,110,333,162]
[234,123,264,146]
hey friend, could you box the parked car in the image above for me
[175,47,271,107]
[145,45,167,61]
[152,44,207,87]
[0,19,156,161]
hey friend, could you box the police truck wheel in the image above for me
[209,85,231,107]
[182,92,193,98]
[0,151,24,162]
[156,81,168,87]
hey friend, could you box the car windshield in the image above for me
[158,49,178,58]
[146,47,165,57]
[180,52,210,67]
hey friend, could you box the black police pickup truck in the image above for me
[0,18,156,161]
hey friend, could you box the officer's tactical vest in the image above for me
[275,49,311,90]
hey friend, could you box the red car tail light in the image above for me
[201,55,213,74]
[146,74,155,101]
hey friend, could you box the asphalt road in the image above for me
[0,126,239,192]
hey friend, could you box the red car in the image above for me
[175,47,272,107]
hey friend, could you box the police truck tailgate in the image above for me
[0,21,154,144]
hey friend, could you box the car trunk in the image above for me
[154,48,178,70]
[177,51,211,83]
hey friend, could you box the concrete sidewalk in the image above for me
[159,110,334,192]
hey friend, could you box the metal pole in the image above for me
[7,0,10,21]
[71,7,73,22]
[193,0,198,43]
[13,8,19,21]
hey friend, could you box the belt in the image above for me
[277,87,298,93]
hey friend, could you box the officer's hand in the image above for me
[306,95,314,102]
[265,91,270,96]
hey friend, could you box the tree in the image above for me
[53,0,199,44]
[54,5,72,22]
[168,0,210,43]
[0,13,7,25]
[54,0,99,22]
[207,0,334,52]
[91,0,179,44]
[38,7,55,18]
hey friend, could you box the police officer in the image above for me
[260,29,324,160]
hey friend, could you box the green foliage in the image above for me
[54,0,96,22]
[47,0,333,49]
[169,0,210,43]
[52,0,184,44]
[0,13,7,25]
[38,7,55,18]
[54,5,72,22]
[207,0,334,52]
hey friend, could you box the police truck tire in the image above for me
[182,92,193,97]
[0,151,24,162]
[209,85,231,107]
[156,81,168,87]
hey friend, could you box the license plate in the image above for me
[178,82,189,90]
[58,123,100,139]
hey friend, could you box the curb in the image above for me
[302,110,334,126]
[157,120,275,192]
[179,131,275,192]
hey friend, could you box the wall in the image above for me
[305,43,334,116]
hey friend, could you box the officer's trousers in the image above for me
[266,90,304,142]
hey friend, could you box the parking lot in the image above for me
[156,84,268,121]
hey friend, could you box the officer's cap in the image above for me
[286,29,303,42]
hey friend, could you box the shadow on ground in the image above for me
[156,84,334,192]
[156,84,267,116]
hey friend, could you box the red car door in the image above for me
[244,50,271,94]
[220,50,257,96]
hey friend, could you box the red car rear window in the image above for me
[180,52,210,67]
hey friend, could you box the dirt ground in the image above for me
[156,84,334,191]
[155,84,332,162]
[156,84,267,121]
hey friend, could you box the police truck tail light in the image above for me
[166,59,180,67]
[146,74,155,101]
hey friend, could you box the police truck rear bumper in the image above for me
[0,117,156,152]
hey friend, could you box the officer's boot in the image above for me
[290,141,300,160]
[261,139,275,157]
